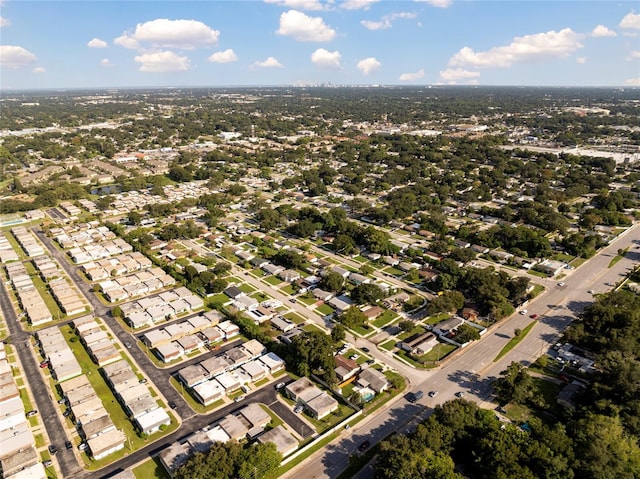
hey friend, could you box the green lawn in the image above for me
[315,303,334,315]
[380,339,397,351]
[298,294,317,306]
[351,255,369,264]
[423,312,450,326]
[238,282,257,293]
[280,284,296,295]
[283,312,306,324]
[264,275,282,286]
[383,267,403,276]
[416,342,457,362]
[371,310,398,328]
[494,321,537,362]
[608,248,628,268]
[302,323,325,334]
[133,457,170,479]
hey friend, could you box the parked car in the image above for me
[530,314,539,319]
[234,395,245,403]
[358,440,371,451]
[57,398,67,405]
[407,391,424,403]
[361,347,370,353]
[558,282,565,287]
[78,442,88,451]
[455,391,465,398]
[294,404,304,414]
[65,441,72,450]
[63,409,72,417]
[138,378,147,384]
[275,382,285,390]
[26,410,37,417]
[39,361,49,368]
[43,460,53,467]
[428,391,439,398]
[366,359,375,365]
[519,309,527,315]
[48,445,57,455]
[168,401,177,410]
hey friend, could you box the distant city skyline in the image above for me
[1,0,639,90]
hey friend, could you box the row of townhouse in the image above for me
[0,343,44,479]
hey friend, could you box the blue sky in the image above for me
[1,0,639,89]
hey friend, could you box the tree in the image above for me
[128,210,142,225]
[333,234,357,255]
[493,362,534,405]
[237,443,282,479]
[337,307,368,330]
[453,323,480,344]
[573,414,640,479]
[331,323,346,343]
[351,283,384,305]
[398,320,414,332]
[319,271,344,293]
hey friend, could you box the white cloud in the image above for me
[361,11,416,30]
[311,48,341,69]
[265,0,326,10]
[628,50,640,60]
[87,37,108,48]
[414,0,452,8]
[591,25,616,37]
[277,10,336,42]
[100,58,114,67]
[399,68,425,81]
[253,56,283,68]
[208,49,238,63]
[438,68,480,83]
[341,0,378,10]
[0,16,10,27]
[0,45,37,69]
[576,56,586,64]
[619,12,640,29]
[448,28,583,69]
[32,67,46,74]
[356,57,381,75]
[134,51,190,72]
[624,77,640,85]
[115,19,219,50]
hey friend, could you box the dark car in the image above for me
[407,391,424,403]
[48,445,58,455]
[358,440,371,451]
[168,401,177,410]
[65,441,72,450]
[63,409,72,417]
[361,347,370,353]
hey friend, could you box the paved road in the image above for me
[283,223,640,479]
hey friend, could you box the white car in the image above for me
[519,309,527,315]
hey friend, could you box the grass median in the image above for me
[493,321,536,362]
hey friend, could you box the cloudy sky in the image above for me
[1,0,639,89]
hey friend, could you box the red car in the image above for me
[530,314,539,319]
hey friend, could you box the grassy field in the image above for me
[315,303,334,315]
[371,310,398,328]
[263,275,282,286]
[379,339,397,351]
[133,457,170,479]
[494,321,537,362]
